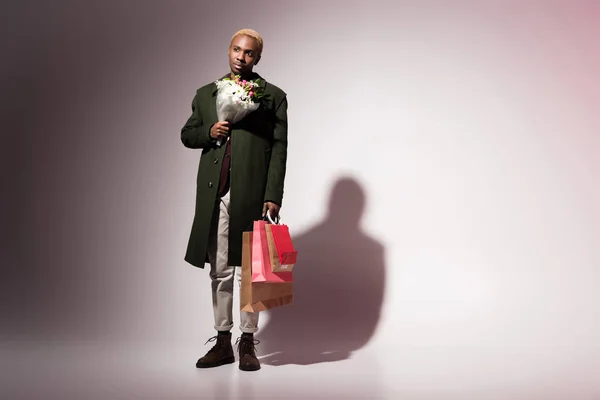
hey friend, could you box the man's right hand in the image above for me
[210,121,230,141]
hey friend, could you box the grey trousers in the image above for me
[207,191,259,333]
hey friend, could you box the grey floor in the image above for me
[3,339,599,400]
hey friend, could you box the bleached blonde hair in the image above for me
[230,28,263,56]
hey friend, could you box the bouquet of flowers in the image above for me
[214,75,265,146]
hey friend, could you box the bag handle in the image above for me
[265,210,281,225]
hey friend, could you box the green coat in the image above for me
[181,73,288,268]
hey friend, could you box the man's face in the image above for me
[228,35,260,76]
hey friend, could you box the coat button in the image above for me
[208,182,213,188]
[213,159,218,164]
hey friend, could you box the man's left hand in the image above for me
[262,201,280,222]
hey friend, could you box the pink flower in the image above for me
[249,91,254,97]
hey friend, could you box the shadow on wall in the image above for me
[257,176,387,365]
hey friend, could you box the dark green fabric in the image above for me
[181,73,288,268]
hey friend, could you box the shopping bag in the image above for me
[241,231,293,312]
[251,220,294,283]
[265,223,298,272]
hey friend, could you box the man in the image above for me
[180,29,288,372]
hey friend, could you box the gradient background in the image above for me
[2,0,599,399]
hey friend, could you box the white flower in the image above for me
[213,76,261,128]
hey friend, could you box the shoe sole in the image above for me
[239,364,261,372]
[196,356,235,368]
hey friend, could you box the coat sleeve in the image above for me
[181,90,215,149]
[264,94,288,206]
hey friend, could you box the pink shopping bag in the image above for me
[251,220,293,283]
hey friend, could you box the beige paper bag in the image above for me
[241,231,293,313]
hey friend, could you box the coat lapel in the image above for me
[208,80,220,123]
[250,73,270,110]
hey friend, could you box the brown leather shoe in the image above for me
[196,332,235,368]
[236,334,261,371]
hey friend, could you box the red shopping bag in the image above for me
[251,220,293,283]
[265,223,298,272]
